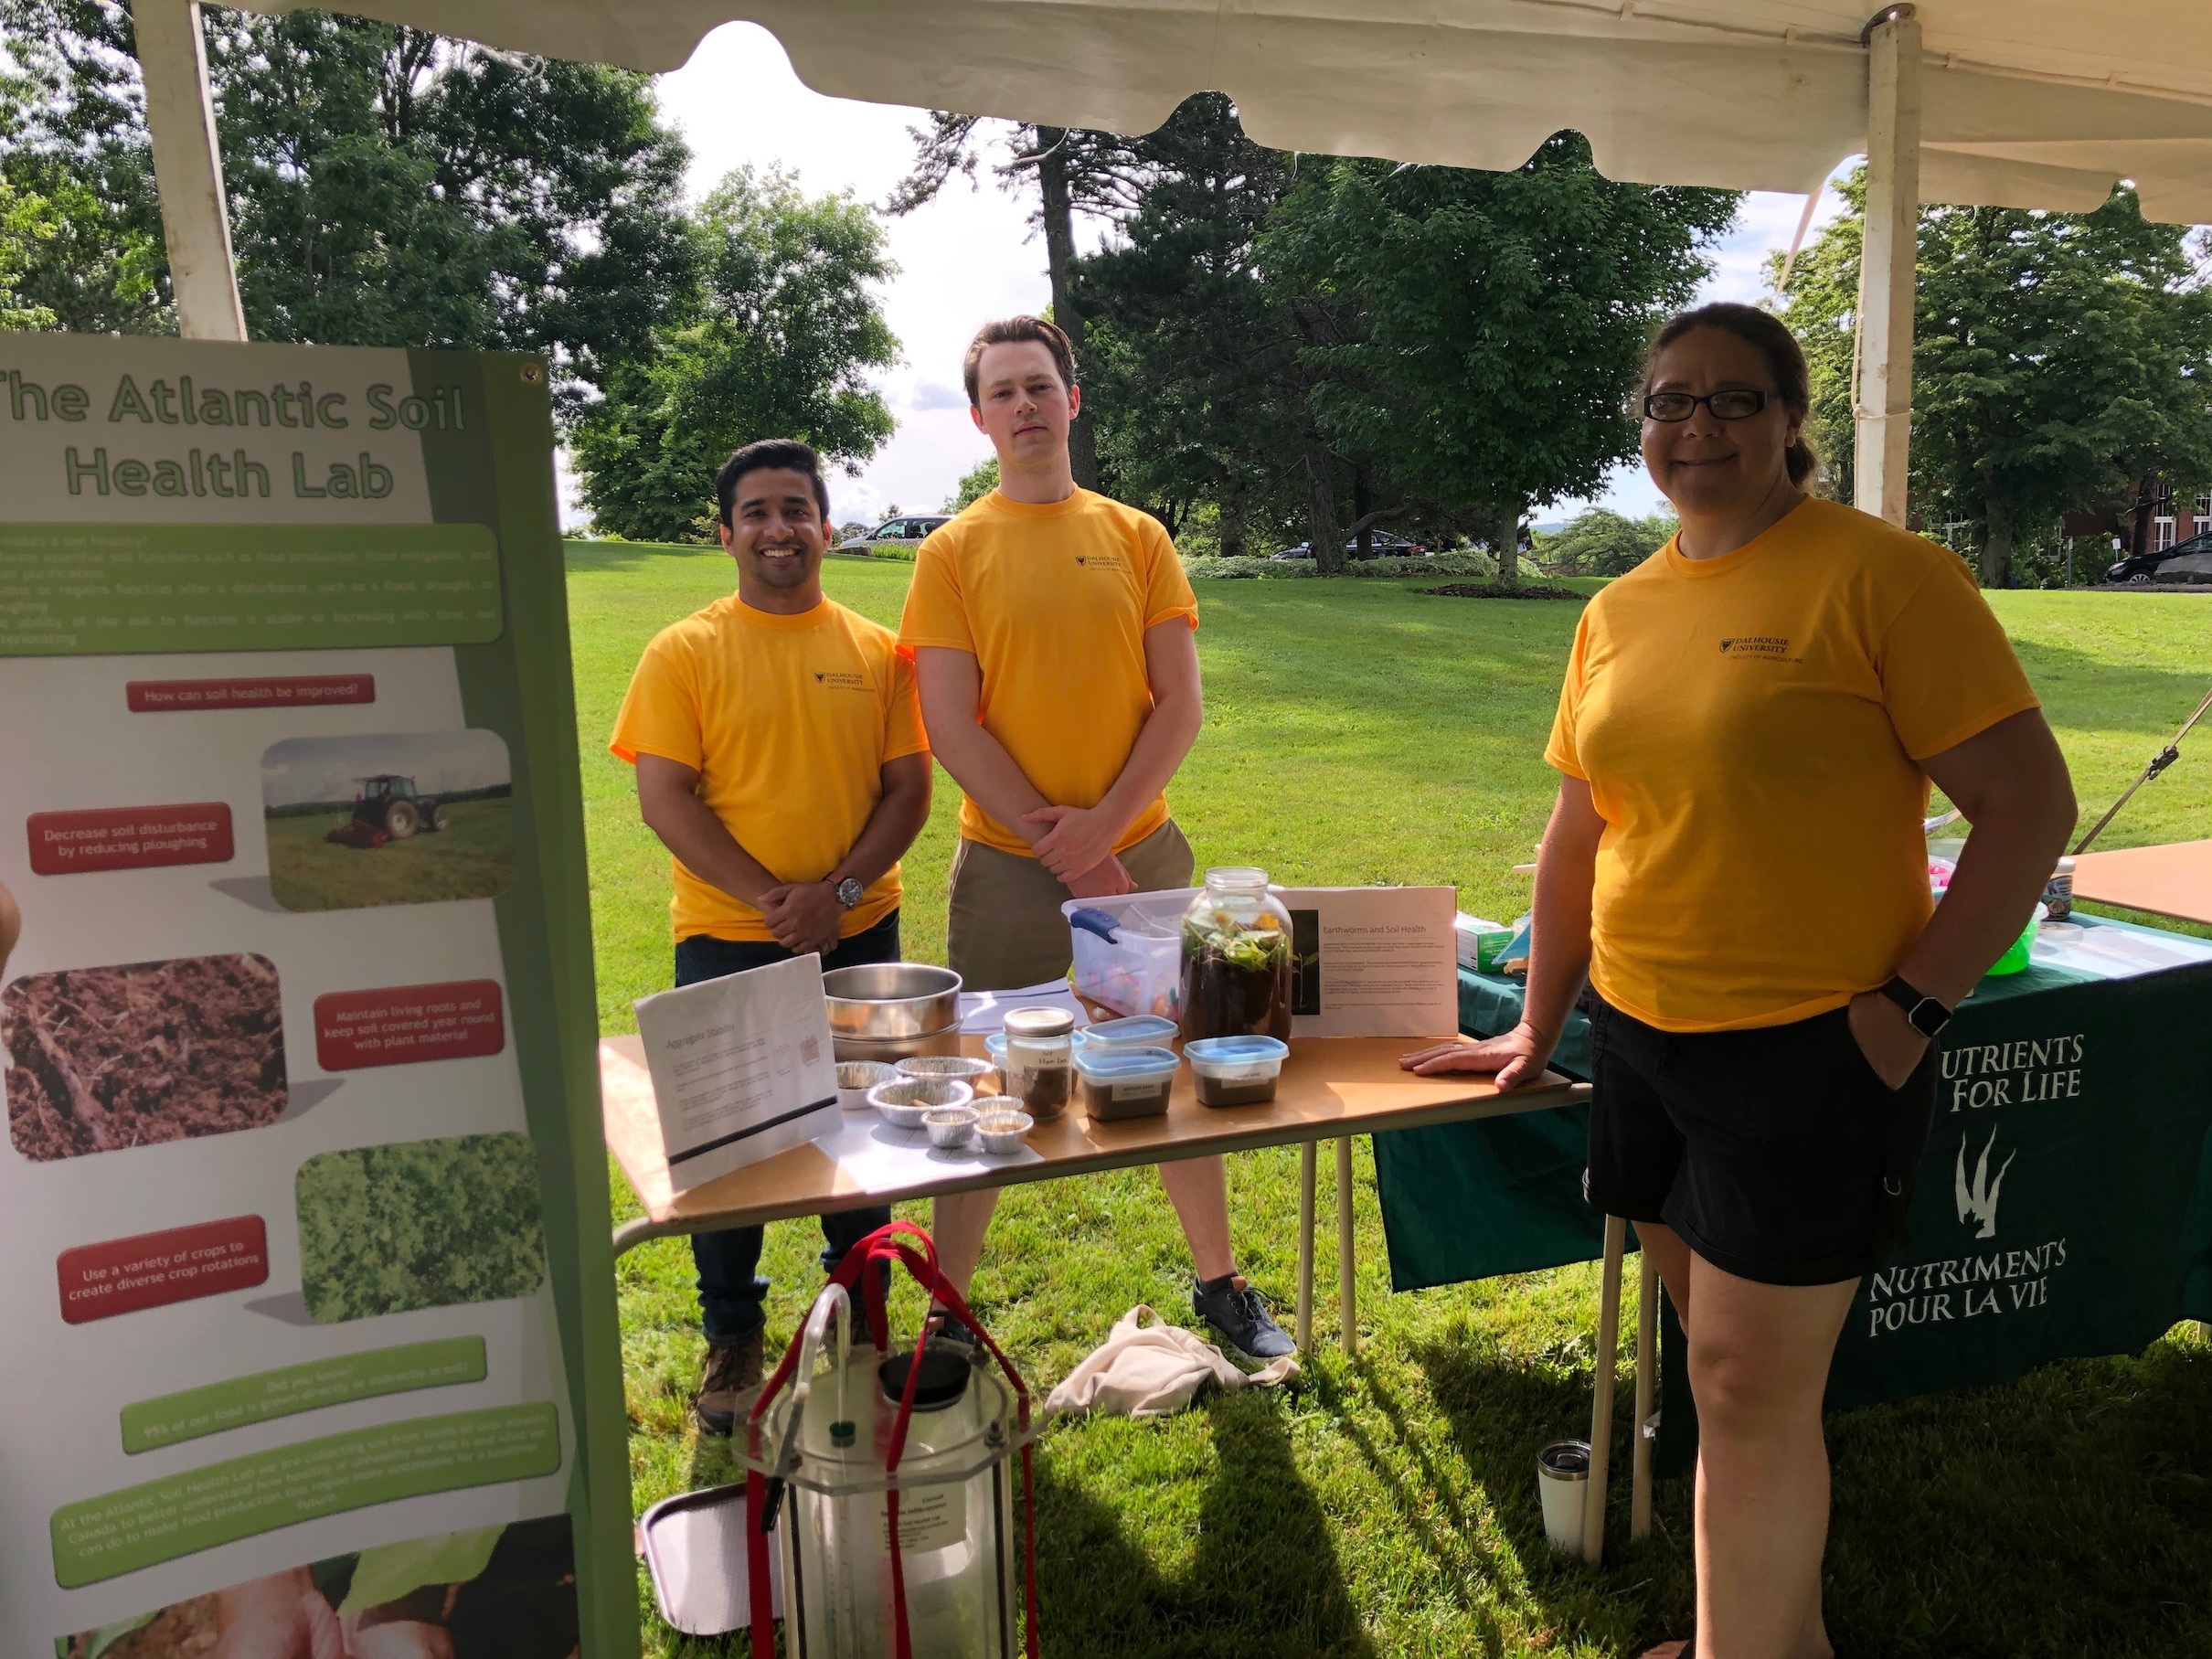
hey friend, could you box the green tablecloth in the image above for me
[1376,917,2212,1424]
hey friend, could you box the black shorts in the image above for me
[1584,994,1937,1287]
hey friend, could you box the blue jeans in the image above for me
[674,911,901,1346]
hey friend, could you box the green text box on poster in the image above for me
[0,523,501,656]
[51,1401,559,1588]
[121,1337,488,1454]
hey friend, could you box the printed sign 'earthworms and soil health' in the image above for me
[0,335,628,1657]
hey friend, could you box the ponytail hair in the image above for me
[1643,303,1817,486]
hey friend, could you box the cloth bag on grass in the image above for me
[1045,1304,1298,1420]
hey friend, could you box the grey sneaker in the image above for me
[926,1306,984,1364]
[1194,1275,1295,1362]
[693,1330,764,1436]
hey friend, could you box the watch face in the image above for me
[1911,998,1951,1037]
[835,877,864,908]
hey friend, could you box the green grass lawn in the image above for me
[265,797,516,910]
[568,541,2212,1657]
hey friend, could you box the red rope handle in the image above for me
[741,1221,1042,1657]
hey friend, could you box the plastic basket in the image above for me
[1060,888,1200,1019]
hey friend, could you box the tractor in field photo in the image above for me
[325,774,451,848]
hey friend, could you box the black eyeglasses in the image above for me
[1643,388,1774,422]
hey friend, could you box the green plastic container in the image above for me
[1985,909,2044,977]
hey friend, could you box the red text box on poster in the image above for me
[27,804,234,875]
[58,1216,270,1324]
[315,981,506,1070]
[126,674,377,712]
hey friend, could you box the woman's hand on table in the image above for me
[1399,1022,1555,1091]
[1846,990,1930,1089]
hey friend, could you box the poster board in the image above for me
[0,335,632,1656]
[1277,885,1459,1038]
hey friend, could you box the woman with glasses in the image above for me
[1405,303,2075,1658]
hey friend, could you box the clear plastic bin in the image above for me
[1062,888,1201,1019]
[1071,1044,1180,1121]
[1184,1035,1289,1108]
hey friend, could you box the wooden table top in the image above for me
[2071,838,2212,929]
[601,1030,1585,1247]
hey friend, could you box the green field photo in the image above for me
[261,729,517,912]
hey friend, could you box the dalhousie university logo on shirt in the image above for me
[1073,553,1129,574]
[1717,635,1794,660]
[812,670,867,691]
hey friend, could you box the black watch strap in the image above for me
[1879,975,1952,1038]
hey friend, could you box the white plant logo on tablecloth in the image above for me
[1954,1122,2018,1240]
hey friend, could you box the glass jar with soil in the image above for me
[1000,1005,1075,1121]
[1177,867,1294,1043]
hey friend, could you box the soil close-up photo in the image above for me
[2,954,289,1161]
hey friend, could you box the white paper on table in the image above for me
[633,955,840,1191]
[814,1111,1045,1195]
[1273,886,1459,1038]
[957,981,1091,1034]
[2028,920,2212,980]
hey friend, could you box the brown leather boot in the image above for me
[693,1330,764,1435]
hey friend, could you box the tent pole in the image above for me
[1854,5,1920,526]
[134,0,247,341]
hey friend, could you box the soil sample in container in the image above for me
[1178,923,1292,1042]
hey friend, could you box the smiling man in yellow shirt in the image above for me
[899,316,1293,1363]
[611,438,931,1430]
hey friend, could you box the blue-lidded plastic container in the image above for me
[1183,1036,1289,1107]
[1075,1014,1181,1050]
[1071,1044,1180,1121]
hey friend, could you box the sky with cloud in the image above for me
[595,22,1849,535]
[261,730,513,808]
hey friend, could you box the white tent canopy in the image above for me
[225,0,2212,221]
[136,0,2212,524]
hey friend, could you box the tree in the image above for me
[0,1,696,410]
[944,456,999,512]
[1077,94,1304,556]
[1532,507,1675,576]
[888,114,1145,492]
[1781,173,2212,586]
[1261,135,1738,580]
[569,167,899,542]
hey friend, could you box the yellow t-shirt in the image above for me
[610,595,928,943]
[898,488,1198,856]
[1546,496,2040,1033]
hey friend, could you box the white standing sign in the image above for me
[634,956,841,1190]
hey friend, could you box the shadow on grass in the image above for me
[564,538,722,574]
[2007,634,2212,736]
[1037,1390,1375,1659]
[1411,1330,1691,1656]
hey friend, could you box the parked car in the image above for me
[2108,531,2212,584]
[839,515,951,552]
[1269,530,1430,561]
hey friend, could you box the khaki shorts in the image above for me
[946,819,1196,992]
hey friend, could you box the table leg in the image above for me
[1631,1248,1657,1544]
[1336,1136,1358,1357]
[1583,1214,1626,1566]
[1297,1139,1317,1353]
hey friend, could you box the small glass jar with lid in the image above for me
[1178,867,1295,1042]
[1000,1005,1075,1121]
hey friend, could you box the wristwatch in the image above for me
[829,876,865,910]
[1878,975,1953,1038]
